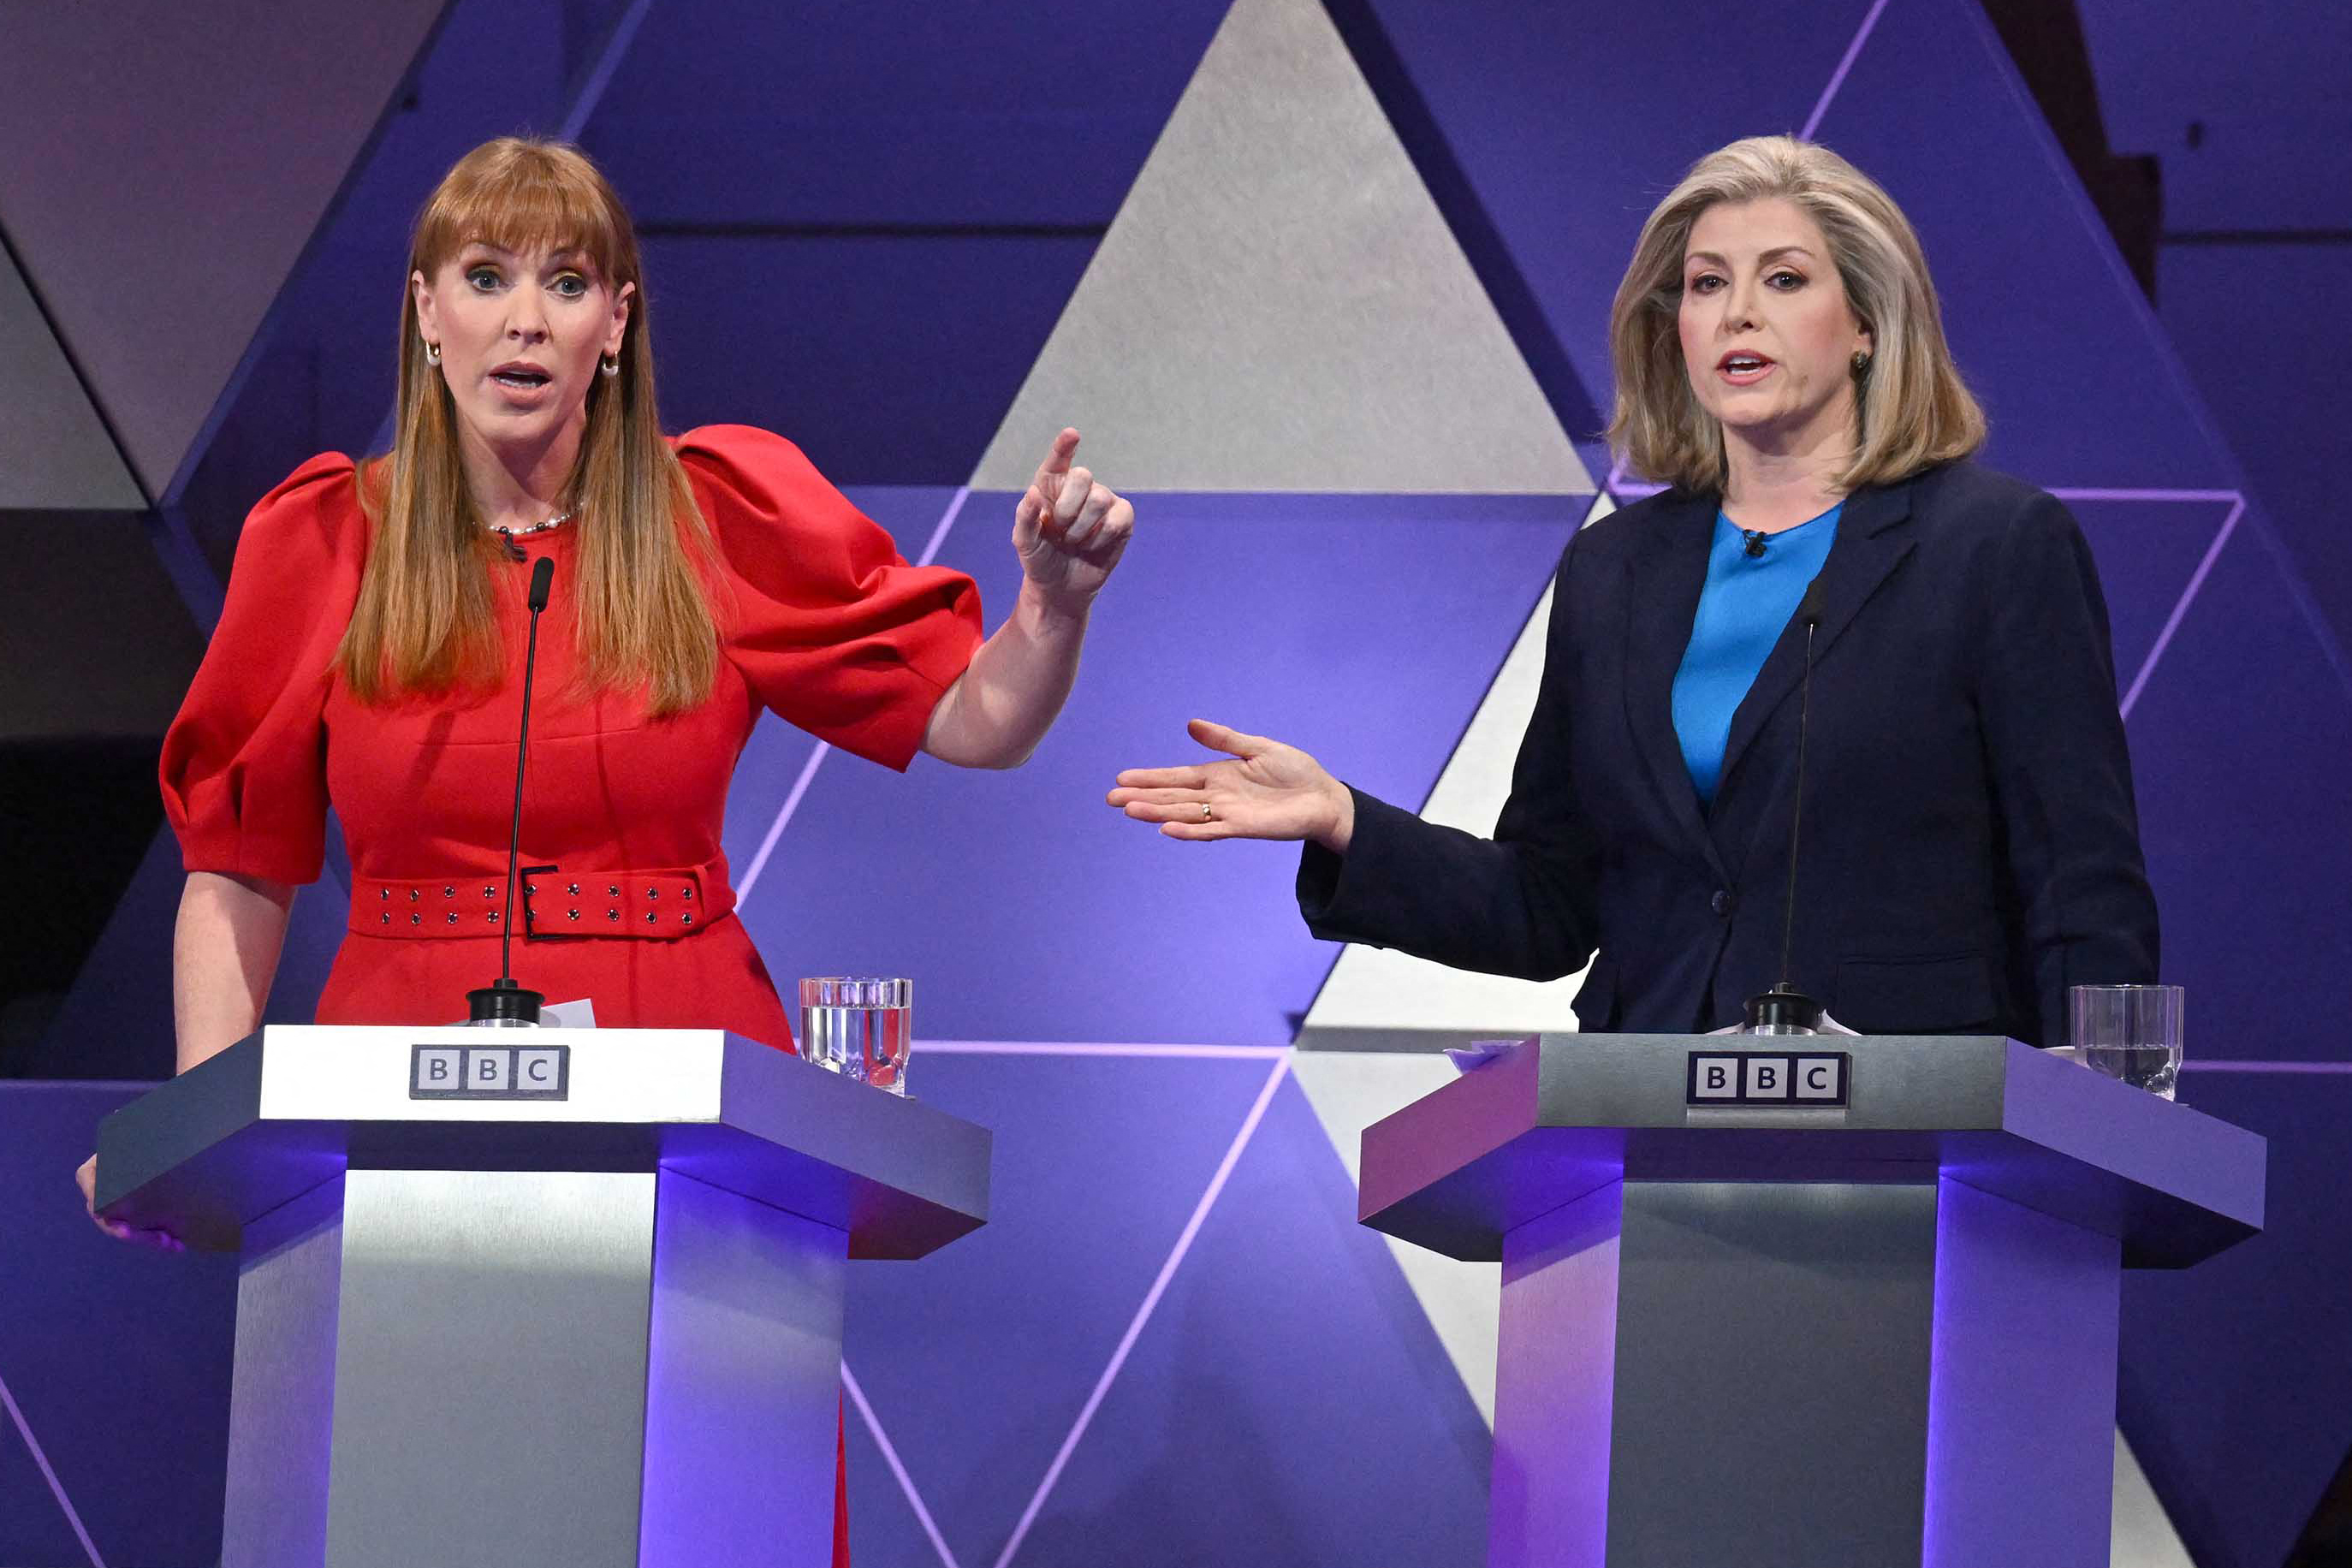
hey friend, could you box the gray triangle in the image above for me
[0,0,450,502]
[971,0,1588,494]
[2112,1429,2197,1567]
[0,244,142,510]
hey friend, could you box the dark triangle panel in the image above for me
[0,1411,90,1568]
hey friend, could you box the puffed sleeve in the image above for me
[676,425,984,769]
[158,454,364,884]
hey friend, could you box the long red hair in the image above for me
[338,137,719,715]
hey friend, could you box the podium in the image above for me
[92,1025,990,1568]
[1357,1035,2264,1568]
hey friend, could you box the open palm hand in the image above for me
[1107,720,1354,848]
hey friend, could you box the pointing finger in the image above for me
[1032,427,1081,488]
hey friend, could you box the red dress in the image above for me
[162,423,983,1042]
[159,425,983,1567]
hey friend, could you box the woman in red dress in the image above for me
[74,136,1133,1561]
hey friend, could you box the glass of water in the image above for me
[2070,983,2184,1100]
[799,977,912,1094]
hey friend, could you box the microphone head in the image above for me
[527,555,555,611]
[1797,576,1827,627]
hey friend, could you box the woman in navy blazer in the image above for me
[1108,137,2156,1047]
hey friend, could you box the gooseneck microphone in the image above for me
[467,554,555,1026]
[1743,577,1828,1035]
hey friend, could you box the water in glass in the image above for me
[2069,983,2183,1101]
[799,976,912,1094]
[2082,1043,2179,1098]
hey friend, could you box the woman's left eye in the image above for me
[1768,270,1804,289]
[552,275,587,299]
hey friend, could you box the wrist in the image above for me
[1315,779,1356,855]
[1016,577,1094,635]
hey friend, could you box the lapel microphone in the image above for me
[1743,576,1828,1034]
[468,554,555,1026]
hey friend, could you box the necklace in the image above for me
[490,509,573,561]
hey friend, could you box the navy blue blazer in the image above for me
[1298,460,2159,1046]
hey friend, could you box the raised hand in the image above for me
[1013,428,1134,613]
[1108,719,1357,851]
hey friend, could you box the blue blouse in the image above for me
[1670,503,1842,803]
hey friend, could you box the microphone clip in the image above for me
[466,976,544,1027]
[1740,983,1823,1036]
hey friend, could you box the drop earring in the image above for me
[425,341,442,365]
[599,353,621,378]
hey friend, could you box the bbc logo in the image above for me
[411,1044,570,1101]
[1686,1051,1849,1107]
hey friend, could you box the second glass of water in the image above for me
[2070,983,2183,1100]
[799,976,912,1094]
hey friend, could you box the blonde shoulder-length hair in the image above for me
[339,136,719,716]
[1606,135,1986,494]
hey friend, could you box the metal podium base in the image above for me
[1489,1176,2118,1567]
[1357,1035,2264,1568]
[93,1026,992,1568]
[221,1167,846,1568]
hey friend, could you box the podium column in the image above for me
[1488,1176,2119,1567]
[94,1025,992,1568]
[1355,1033,2265,1568]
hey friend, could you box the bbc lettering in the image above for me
[411,1044,570,1100]
[1686,1051,1849,1107]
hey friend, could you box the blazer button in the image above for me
[1710,889,1733,917]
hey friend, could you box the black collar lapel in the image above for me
[1619,489,1729,881]
[1714,478,1919,805]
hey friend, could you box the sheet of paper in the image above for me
[1444,1036,1535,1073]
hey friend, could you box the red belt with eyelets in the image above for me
[349,858,734,940]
